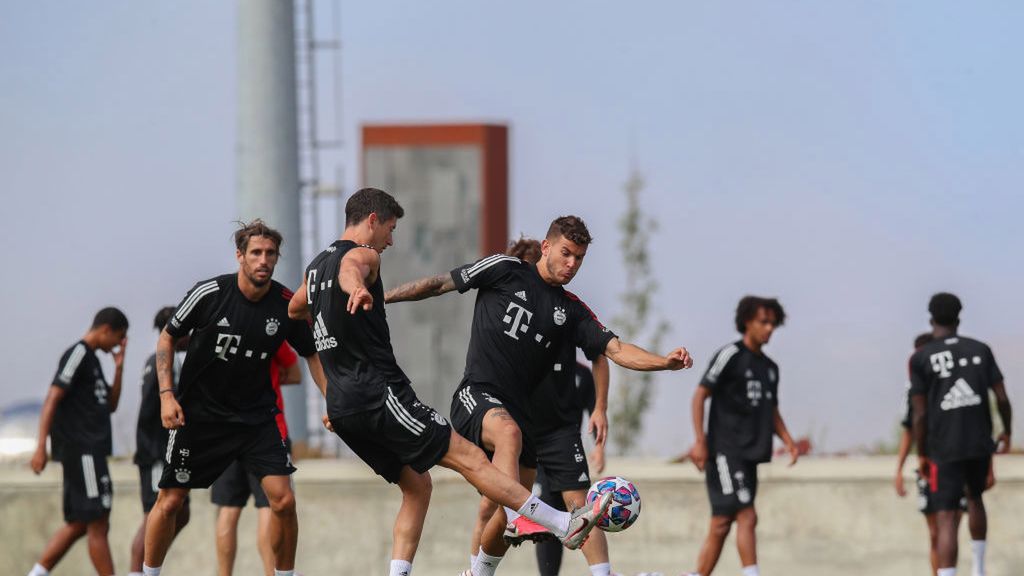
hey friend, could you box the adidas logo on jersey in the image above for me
[940,378,983,411]
[515,290,527,302]
[217,317,231,327]
[313,313,338,351]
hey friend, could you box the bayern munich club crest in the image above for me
[553,306,567,326]
[265,317,280,336]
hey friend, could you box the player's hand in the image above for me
[30,446,47,475]
[689,440,708,472]
[894,472,907,497]
[113,336,127,369]
[786,441,800,467]
[665,347,694,370]
[996,432,1011,454]
[347,285,373,314]
[588,409,608,447]
[160,395,185,429]
[322,414,334,433]
[589,444,606,475]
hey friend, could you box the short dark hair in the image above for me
[234,219,283,253]
[735,296,786,334]
[92,307,129,331]
[506,236,542,264]
[153,306,176,330]
[913,332,933,349]
[345,187,405,226]
[545,215,593,246]
[928,292,962,327]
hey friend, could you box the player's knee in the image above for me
[268,490,296,515]
[401,470,433,498]
[738,508,758,528]
[86,517,110,538]
[492,420,523,450]
[157,490,186,515]
[67,521,88,538]
[710,516,733,538]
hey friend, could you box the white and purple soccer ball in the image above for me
[586,476,641,532]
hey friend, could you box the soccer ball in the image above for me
[586,476,641,532]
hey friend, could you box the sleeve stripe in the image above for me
[468,256,519,278]
[706,344,739,384]
[175,281,219,322]
[58,343,86,384]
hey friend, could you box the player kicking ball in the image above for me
[289,188,612,576]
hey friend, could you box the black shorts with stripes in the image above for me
[159,420,295,490]
[329,383,452,484]
[61,450,112,523]
[449,382,537,468]
[705,451,759,517]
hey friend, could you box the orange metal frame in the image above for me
[361,124,509,257]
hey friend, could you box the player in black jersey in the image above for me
[142,220,327,576]
[26,307,128,576]
[485,236,614,576]
[289,188,613,576]
[385,215,693,576]
[685,296,798,576]
[129,307,191,576]
[910,293,1012,576]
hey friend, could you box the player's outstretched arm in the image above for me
[157,329,185,429]
[689,386,710,471]
[993,380,1012,453]
[30,385,65,474]
[340,248,378,314]
[384,273,456,303]
[774,407,799,466]
[603,338,693,371]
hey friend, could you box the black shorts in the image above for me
[139,461,191,513]
[330,384,452,484]
[534,426,590,491]
[450,383,537,468]
[929,457,989,512]
[705,452,758,517]
[159,420,295,490]
[915,469,966,515]
[61,452,112,523]
[211,459,270,508]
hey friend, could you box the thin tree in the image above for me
[609,166,669,455]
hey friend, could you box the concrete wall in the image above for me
[4,456,1022,575]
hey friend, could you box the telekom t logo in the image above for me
[930,351,954,377]
[215,334,242,361]
[502,302,533,340]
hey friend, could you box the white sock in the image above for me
[938,568,957,576]
[589,562,612,576]
[27,564,49,576]
[273,571,294,576]
[742,566,760,576]
[971,540,986,576]
[128,573,144,576]
[517,495,571,536]
[503,506,521,522]
[473,547,503,576]
[389,559,412,576]
[142,565,162,576]
[470,553,478,567]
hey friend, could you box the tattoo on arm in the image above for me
[385,273,456,303]
[487,407,515,422]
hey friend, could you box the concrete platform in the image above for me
[3,456,1022,575]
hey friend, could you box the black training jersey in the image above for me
[909,335,1002,464]
[134,353,180,466]
[700,341,779,463]
[304,240,410,417]
[528,343,598,436]
[450,255,615,411]
[165,274,316,425]
[50,341,112,459]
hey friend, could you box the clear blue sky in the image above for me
[2,1,1022,455]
